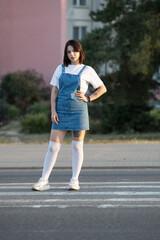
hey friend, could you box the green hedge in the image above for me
[149,108,160,131]
[27,102,50,114]
[0,100,20,123]
[89,103,160,133]
[0,70,50,112]
[22,113,51,133]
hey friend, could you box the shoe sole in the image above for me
[32,185,51,191]
[68,186,80,191]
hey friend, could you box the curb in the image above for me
[0,166,160,170]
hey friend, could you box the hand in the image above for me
[51,112,59,125]
[76,90,88,102]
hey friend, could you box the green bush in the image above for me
[102,104,153,133]
[0,100,20,123]
[149,108,160,131]
[27,102,50,114]
[89,119,103,134]
[88,104,103,119]
[22,113,51,133]
[0,100,8,123]
[6,105,20,120]
[0,70,50,112]
[88,103,156,133]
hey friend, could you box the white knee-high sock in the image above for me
[41,141,61,181]
[72,140,84,181]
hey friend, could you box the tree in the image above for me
[0,70,50,112]
[82,0,160,106]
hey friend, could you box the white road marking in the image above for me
[0,182,160,208]
[1,204,160,209]
[0,191,160,196]
[0,186,66,189]
[0,185,160,189]
[97,204,160,208]
[0,181,160,186]
[1,198,160,204]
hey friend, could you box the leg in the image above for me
[50,129,67,143]
[72,130,86,142]
[32,130,67,191]
[41,129,67,180]
[68,130,86,190]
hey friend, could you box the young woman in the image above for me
[32,39,107,191]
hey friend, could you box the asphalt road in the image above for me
[0,169,160,240]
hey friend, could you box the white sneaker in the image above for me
[68,178,80,190]
[32,178,51,191]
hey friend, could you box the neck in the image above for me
[71,60,80,65]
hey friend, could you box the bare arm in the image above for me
[89,84,107,102]
[51,86,59,124]
[76,84,107,102]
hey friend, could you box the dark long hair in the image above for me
[63,39,85,66]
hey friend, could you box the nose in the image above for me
[71,51,74,56]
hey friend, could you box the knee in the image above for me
[48,141,61,153]
[72,140,83,152]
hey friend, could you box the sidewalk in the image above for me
[0,143,160,169]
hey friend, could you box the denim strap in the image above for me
[78,65,86,76]
[62,64,65,74]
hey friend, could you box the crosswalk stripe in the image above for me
[1,198,160,203]
[0,181,160,208]
[0,185,160,189]
[0,191,160,196]
[0,204,160,209]
[0,181,160,186]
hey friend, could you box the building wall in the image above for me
[67,0,105,40]
[0,0,106,84]
[0,0,67,84]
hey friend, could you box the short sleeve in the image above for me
[83,66,103,89]
[50,65,62,89]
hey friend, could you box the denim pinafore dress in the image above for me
[52,64,89,131]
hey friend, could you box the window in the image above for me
[73,0,87,6]
[81,26,87,39]
[73,26,87,40]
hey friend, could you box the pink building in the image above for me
[0,0,67,84]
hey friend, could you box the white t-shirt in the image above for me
[50,64,103,94]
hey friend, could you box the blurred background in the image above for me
[0,0,160,143]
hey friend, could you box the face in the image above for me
[67,45,80,65]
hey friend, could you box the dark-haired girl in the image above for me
[32,40,107,191]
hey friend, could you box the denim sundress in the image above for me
[52,64,89,131]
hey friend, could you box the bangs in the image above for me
[70,41,81,52]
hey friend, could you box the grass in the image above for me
[85,132,160,143]
[0,121,160,144]
[0,120,22,131]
